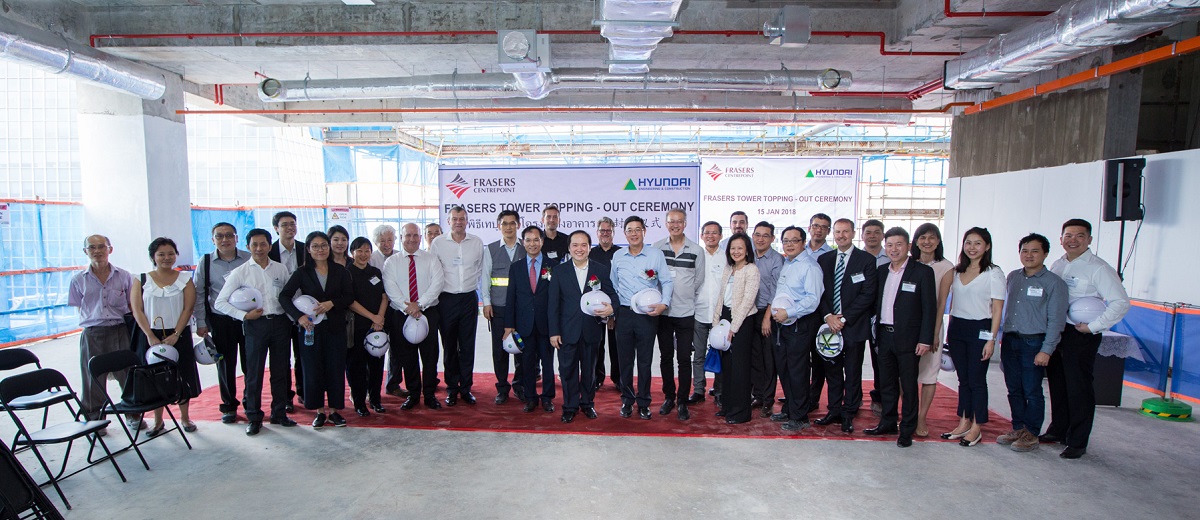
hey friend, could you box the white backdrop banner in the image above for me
[699,157,860,231]
[438,164,700,245]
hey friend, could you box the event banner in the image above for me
[438,164,700,245]
[699,157,860,233]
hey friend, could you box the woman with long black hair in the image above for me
[712,232,760,425]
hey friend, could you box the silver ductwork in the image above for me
[0,16,166,100]
[945,0,1200,90]
[258,68,851,103]
[597,0,684,74]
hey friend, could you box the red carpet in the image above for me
[189,370,1011,443]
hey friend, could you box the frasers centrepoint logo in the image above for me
[445,174,517,198]
[623,177,693,191]
[805,168,855,178]
[706,164,754,180]
[445,174,471,198]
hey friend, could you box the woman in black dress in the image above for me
[345,236,390,416]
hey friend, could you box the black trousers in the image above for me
[595,325,620,387]
[750,308,779,403]
[823,339,868,420]
[876,327,919,436]
[393,307,441,401]
[810,345,826,409]
[520,329,556,403]
[208,313,246,414]
[656,315,695,402]
[559,338,599,412]
[438,291,479,396]
[719,307,755,423]
[298,320,347,410]
[616,306,657,408]
[489,307,523,395]
[1045,326,1102,449]
[384,307,407,392]
[242,316,293,422]
[346,317,384,409]
[867,338,881,403]
[289,325,304,402]
[776,315,818,421]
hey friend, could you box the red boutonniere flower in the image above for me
[587,275,601,291]
[541,267,552,281]
[644,269,657,281]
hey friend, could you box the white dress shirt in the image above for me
[695,246,725,324]
[369,250,397,271]
[949,265,1007,320]
[428,233,485,295]
[214,259,290,320]
[382,248,444,311]
[574,261,589,292]
[1050,249,1131,332]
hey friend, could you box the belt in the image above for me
[262,314,286,319]
[880,325,896,333]
[1011,332,1046,340]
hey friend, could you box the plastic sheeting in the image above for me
[190,209,256,258]
[1111,301,1175,393]
[0,203,83,345]
[1171,307,1200,401]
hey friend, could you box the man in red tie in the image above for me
[505,225,560,413]
[383,223,445,410]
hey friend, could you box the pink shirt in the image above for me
[879,261,906,325]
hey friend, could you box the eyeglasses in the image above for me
[598,229,613,234]
[780,239,803,244]
[625,228,645,234]
[277,222,297,228]
[701,231,721,236]
[810,224,830,231]
[213,233,236,240]
[84,245,108,252]
[309,244,330,251]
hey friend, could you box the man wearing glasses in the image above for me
[690,221,725,405]
[652,208,705,421]
[481,210,527,404]
[802,213,835,413]
[589,217,622,390]
[194,223,251,424]
[750,222,784,418]
[611,216,674,420]
[268,211,309,410]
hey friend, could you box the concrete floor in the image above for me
[2,321,1196,520]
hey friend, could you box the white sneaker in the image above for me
[126,418,147,431]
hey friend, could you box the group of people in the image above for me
[67,204,1129,459]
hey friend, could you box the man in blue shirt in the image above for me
[611,215,674,420]
[769,226,824,432]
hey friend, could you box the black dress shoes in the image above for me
[401,397,418,410]
[782,420,810,432]
[561,412,576,423]
[677,404,690,421]
[659,399,676,415]
[284,402,295,413]
[1060,446,1087,459]
[245,421,262,436]
[582,407,598,419]
[897,435,913,448]
[1038,433,1064,444]
[355,406,370,417]
[269,416,297,427]
[686,392,706,404]
[221,412,237,424]
[841,422,854,434]
[638,406,651,420]
[725,417,750,425]
[372,403,386,414]
[620,404,633,418]
[759,404,774,418]
[523,401,537,413]
[864,424,899,436]
[328,412,347,427]
[514,387,527,403]
[542,401,555,413]
[445,393,458,407]
[750,398,764,409]
[770,412,790,423]
[814,413,843,426]
[424,398,442,410]
[494,393,508,405]
[461,392,477,405]
[715,409,727,417]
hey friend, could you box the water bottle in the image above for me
[304,326,314,346]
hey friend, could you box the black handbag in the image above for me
[121,362,183,406]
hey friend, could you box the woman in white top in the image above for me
[940,227,1006,446]
[712,233,760,425]
[911,223,955,438]
[130,237,200,436]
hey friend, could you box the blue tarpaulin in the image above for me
[1112,302,1176,393]
[1170,308,1200,401]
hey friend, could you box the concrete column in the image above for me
[77,73,194,270]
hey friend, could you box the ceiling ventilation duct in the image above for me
[945,0,1200,89]
[595,0,684,74]
[0,16,166,100]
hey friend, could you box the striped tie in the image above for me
[407,255,419,302]
[833,252,846,314]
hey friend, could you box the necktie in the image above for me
[833,252,846,314]
[530,260,538,291]
[407,254,419,301]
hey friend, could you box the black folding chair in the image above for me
[0,439,63,520]
[0,369,126,511]
[86,350,192,471]
[0,349,69,453]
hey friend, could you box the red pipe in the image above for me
[809,78,944,100]
[944,0,1051,18]
[176,103,974,116]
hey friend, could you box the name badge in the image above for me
[452,257,463,266]
[369,276,381,286]
[901,282,917,292]
[1027,286,1044,297]
[547,251,558,259]
[1064,277,1077,288]
[272,278,284,288]
[979,330,994,341]
[851,272,865,284]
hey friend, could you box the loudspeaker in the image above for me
[1103,158,1144,222]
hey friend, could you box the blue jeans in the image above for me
[1001,334,1047,434]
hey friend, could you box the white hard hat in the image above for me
[708,319,732,351]
[631,288,663,315]
[940,349,956,372]
[772,295,797,326]
[228,286,264,312]
[193,337,223,365]
[291,294,326,325]
[145,343,179,365]
[364,331,390,358]
[580,290,612,317]
[502,332,525,354]
[1067,296,1106,326]
[402,314,429,344]
[815,324,843,359]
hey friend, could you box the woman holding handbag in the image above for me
[130,237,200,435]
[712,233,760,425]
[280,231,355,429]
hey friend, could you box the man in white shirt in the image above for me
[428,205,486,406]
[1042,218,1131,459]
[368,224,399,270]
[214,228,298,435]
[482,210,527,404]
[383,223,446,410]
[690,221,725,404]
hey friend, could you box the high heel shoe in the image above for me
[959,431,983,447]
[940,428,969,440]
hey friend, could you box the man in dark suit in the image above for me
[549,230,618,423]
[505,225,559,413]
[815,218,879,432]
[267,210,309,410]
[865,227,936,448]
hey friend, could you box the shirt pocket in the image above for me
[103,288,128,308]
